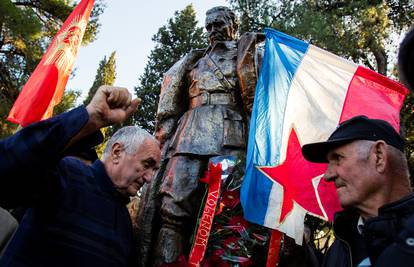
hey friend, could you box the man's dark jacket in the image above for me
[0,107,135,267]
[323,194,414,267]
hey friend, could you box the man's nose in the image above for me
[324,164,337,182]
[143,169,156,183]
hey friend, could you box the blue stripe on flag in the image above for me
[241,28,309,225]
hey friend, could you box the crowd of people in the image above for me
[0,6,413,267]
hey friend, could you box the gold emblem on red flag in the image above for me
[44,15,87,73]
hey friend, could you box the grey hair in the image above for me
[206,6,239,29]
[355,140,375,161]
[102,126,157,159]
[356,140,410,182]
[386,145,410,180]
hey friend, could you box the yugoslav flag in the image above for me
[7,0,94,126]
[241,28,408,244]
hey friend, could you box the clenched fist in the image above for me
[86,85,140,129]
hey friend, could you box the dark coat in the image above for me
[0,107,135,267]
[323,194,414,267]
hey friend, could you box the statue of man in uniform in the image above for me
[136,6,264,266]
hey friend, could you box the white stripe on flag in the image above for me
[263,45,358,243]
[282,45,358,149]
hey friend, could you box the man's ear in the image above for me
[111,142,123,164]
[373,141,387,173]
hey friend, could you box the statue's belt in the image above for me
[189,91,237,108]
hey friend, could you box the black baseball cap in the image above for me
[302,115,405,163]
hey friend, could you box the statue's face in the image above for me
[205,11,236,44]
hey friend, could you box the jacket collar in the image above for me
[377,193,414,216]
[91,160,130,205]
[333,193,414,240]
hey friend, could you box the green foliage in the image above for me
[95,127,108,158]
[133,5,207,132]
[84,51,117,105]
[230,0,413,75]
[83,51,117,157]
[0,0,105,137]
[304,215,333,253]
[53,89,81,116]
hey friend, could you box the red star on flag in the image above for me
[258,128,328,223]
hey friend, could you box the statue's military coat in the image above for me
[156,33,262,157]
[136,33,264,267]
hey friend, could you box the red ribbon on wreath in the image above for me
[188,162,223,267]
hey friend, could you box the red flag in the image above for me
[7,0,95,126]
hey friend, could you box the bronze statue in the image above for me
[136,6,264,266]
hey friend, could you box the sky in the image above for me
[67,0,228,101]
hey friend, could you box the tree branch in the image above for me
[12,1,61,29]
[371,47,388,75]
[11,1,40,9]
[236,0,282,30]
[361,55,376,71]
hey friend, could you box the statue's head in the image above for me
[205,6,239,45]
[398,26,414,92]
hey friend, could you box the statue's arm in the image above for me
[154,50,204,152]
[237,32,265,114]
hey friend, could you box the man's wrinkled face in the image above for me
[324,141,382,210]
[205,12,236,44]
[112,139,161,197]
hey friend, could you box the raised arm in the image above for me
[0,85,139,207]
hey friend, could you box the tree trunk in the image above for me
[372,47,388,75]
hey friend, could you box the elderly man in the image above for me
[0,86,161,267]
[137,6,264,265]
[302,115,414,267]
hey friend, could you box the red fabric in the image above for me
[312,66,410,221]
[7,0,94,126]
[259,129,328,222]
[188,163,222,267]
[266,230,283,267]
[260,66,408,223]
[339,66,407,128]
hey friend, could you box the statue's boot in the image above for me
[153,227,183,266]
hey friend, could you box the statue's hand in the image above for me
[155,117,177,153]
[155,127,168,151]
[86,85,141,129]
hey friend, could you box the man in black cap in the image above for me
[302,115,414,267]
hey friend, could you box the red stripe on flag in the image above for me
[317,66,408,222]
[339,66,408,129]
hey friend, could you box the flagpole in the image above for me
[266,230,283,267]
